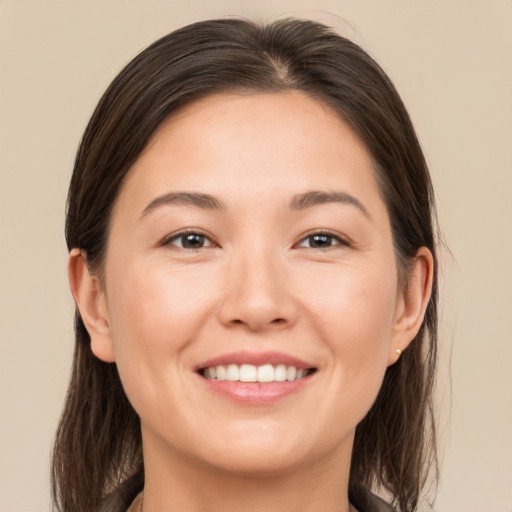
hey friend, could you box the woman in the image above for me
[52,18,438,512]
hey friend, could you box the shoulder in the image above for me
[350,485,395,512]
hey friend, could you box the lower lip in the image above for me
[200,375,313,404]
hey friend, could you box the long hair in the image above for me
[52,18,438,512]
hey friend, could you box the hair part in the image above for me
[53,18,438,512]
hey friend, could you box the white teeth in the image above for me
[286,366,297,381]
[257,364,275,383]
[216,365,226,381]
[226,364,239,381]
[239,364,257,382]
[275,364,287,382]
[203,364,311,382]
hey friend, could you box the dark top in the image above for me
[350,485,395,512]
[101,474,395,512]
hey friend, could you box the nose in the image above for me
[217,249,299,332]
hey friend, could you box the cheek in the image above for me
[304,261,397,346]
[108,262,216,342]
[102,262,223,431]
[104,262,220,392]
[302,265,397,414]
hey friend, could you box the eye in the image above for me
[297,232,348,249]
[164,231,216,249]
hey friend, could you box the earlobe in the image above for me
[68,248,116,363]
[388,247,434,365]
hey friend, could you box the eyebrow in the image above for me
[290,190,370,218]
[139,189,369,220]
[140,192,225,219]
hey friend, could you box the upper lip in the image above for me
[196,351,315,371]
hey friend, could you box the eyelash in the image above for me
[162,230,350,250]
[295,231,350,249]
[163,230,217,250]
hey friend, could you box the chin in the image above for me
[201,447,307,478]
[189,423,348,478]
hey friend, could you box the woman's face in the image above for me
[89,92,413,476]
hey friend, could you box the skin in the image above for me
[69,91,433,512]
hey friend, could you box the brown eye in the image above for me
[297,232,348,249]
[308,234,333,248]
[165,232,214,249]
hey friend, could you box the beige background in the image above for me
[1,1,511,511]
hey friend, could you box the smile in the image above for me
[200,364,316,382]
[196,351,318,403]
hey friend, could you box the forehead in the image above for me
[116,91,385,218]
[147,91,367,163]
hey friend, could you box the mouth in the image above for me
[195,351,317,403]
[199,364,316,382]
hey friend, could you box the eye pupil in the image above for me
[182,233,205,248]
[310,234,332,248]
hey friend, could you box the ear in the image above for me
[388,247,434,365]
[68,248,116,363]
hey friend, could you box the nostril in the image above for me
[229,318,286,327]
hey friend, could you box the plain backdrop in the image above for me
[0,1,511,511]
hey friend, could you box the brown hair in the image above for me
[52,18,438,512]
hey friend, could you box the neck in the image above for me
[140,430,354,512]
